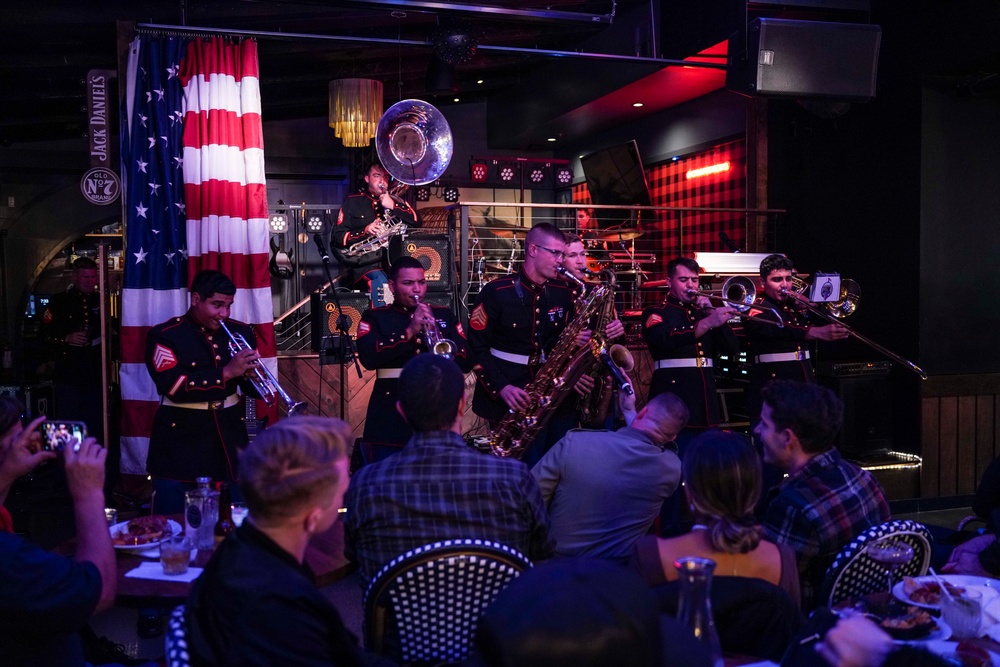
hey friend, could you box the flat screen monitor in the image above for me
[580,140,652,228]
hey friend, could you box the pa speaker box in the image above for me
[727,18,881,101]
[817,364,892,455]
[310,292,370,353]
[399,234,452,290]
[0,382,55,419]
[421,291,455,310]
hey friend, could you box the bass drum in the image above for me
[375,99,453,186]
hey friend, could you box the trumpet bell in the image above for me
[376,99,453,186]
[825,278,860,318]
[721,275,757,312]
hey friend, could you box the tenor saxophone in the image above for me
[577,269,634,427]
[489,281,613,458]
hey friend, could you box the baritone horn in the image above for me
[218,321,307,416]
[686,276,784,328]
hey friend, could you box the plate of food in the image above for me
[894,576,1000,610]
[919,640,998,666]
[840,592,950,641]
[109,515,180,550]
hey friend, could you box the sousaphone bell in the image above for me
[376,99,453,185]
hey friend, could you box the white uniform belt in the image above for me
[491,348,531,365]
[376,368,403,379]
[756,351,810,363]
[162,394,240,411]
[654,358,713,369]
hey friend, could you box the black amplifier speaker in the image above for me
[817,362,892,455]
[310,291,371,353]
[395,234,452,290]
[421,291,455,310]
[0,382,55,419]
[727,18,881,101]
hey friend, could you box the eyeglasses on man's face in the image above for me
[533,244,565,260]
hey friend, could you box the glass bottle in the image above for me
[675,557,723,667]
[185,476,219,550]
[214,483,235,543]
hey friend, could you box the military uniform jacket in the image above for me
[641,294,739,429]
[332,191,417,268]
[40,286,102,385]
[468,271,577,422]
[144,313,259,483]
[356,303,474,447]
[743,295,816,421]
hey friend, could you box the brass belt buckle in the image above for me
[695,357,708,367]
[528,353,541,366]
[208,400,224,410]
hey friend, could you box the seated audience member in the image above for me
[468,558,713,667]
[630,430,801,605]
[186,416,393,667]
[757,380,890,609]
[0,397,116,667]
[532,390,687,559]
[345,354,554,588]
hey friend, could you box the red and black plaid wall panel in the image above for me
[573,139,747,280]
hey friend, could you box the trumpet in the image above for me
[218,321,307,416]
[413,295,456,359]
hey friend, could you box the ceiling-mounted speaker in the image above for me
[727,19,881,102]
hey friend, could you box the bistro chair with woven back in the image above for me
[363,539,533,666]
[818,519,933,608]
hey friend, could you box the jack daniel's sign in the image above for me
[81,69,120,206]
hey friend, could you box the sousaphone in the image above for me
[375,99,453,185]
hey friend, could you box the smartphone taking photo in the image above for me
[38,420,88,452]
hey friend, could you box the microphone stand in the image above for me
[314,234,363,384]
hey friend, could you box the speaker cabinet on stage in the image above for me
[817,362,893,455]
[310,292,371,353]
[396,234,452,290]
[727,18,881,101]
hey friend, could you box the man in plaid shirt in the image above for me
[344,354,555,588]
[758,380,890,608]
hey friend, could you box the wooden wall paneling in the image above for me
[921,397,940,498]
[957,396,979,494]
[976,394,995,486]
[938,397,959,496]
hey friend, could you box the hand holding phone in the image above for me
[38,420,88,452]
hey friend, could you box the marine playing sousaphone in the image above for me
[341,100,455,259]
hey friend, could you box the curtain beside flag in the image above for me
[119,35,275,476]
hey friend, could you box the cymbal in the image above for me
[491,227,528,239]
[596,229,644,242]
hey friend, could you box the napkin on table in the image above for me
[125,561,203,583]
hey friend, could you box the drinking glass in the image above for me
[941,590,982,639]
[160,535,192,576]
[867,538,914,592]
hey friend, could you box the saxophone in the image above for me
[489,279,613,459]
[576,269,635,427]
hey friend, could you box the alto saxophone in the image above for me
[488,279,613,459]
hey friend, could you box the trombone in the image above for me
[687,275,783,328]
[218,321,308,415]
[779,283,927,380]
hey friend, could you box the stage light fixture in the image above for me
[443,186,460,202]
[416,187,431,202]
[470,160,488,183]
[305,214,324,233]
[498,165,516,183]
[556,167,573,185]
[269,213,288,233]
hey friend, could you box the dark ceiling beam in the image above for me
[335,0,615,24]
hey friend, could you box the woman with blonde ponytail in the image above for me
[630,430,800,606]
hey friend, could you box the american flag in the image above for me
[119,35,275,475]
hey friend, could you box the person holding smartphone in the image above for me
[0,396,116,667]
